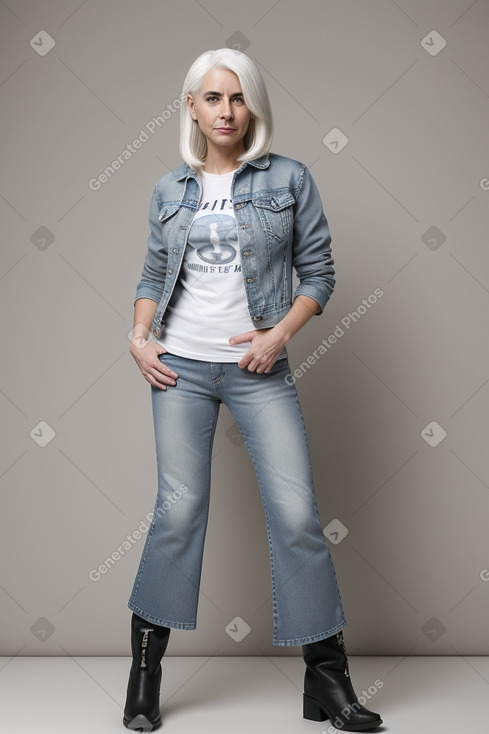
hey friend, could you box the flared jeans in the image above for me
[128,352,347,646]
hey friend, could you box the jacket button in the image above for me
[246,277,254,283]
[173,248,179,254]
[168,269,173,274]
[253,316,263,322]
[243,250,251,256]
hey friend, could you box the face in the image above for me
[187,67,252,153]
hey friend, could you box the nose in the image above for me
[219,98,233,120]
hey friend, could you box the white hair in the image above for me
[179,48,273,170]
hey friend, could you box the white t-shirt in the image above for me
[157,168,255,361]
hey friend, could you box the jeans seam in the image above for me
[228,410,280,640]
[128,502,158,605]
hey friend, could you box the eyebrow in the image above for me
[202,90,243,97]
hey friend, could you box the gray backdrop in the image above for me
[1,0,488,658]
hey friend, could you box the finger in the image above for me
[152,360,178,379]
[238,354,252,369]
[245,358,261,373]
[229,331,254,346]
[251,355,275,374]
[145,372,167,390]
[154,371,177,385]
[147,365,177,385]
[257,362,271,374]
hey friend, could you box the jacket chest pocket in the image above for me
[158,203,183,245]
[252,191,295,243]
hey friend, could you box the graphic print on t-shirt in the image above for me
[187,198,238,271]
[157,169,256,361]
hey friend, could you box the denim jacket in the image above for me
[135,152,335,338]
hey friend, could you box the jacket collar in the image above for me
[175,153,270,181]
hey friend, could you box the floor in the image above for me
[0,655,487,733]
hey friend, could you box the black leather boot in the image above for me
[303,630,383,731]
[123,613,171,732]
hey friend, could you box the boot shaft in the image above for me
[130,613,171,675]
[303,631,350,677]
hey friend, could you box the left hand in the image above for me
[229,326,287,373]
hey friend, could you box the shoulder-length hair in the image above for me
[179,48,273,171]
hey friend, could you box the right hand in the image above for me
[130,339,178,390]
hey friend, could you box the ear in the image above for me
[187,93,197,120]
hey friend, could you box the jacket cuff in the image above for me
[134,281,164,303]
[293,283,330,315]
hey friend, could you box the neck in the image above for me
[203,142,245,174]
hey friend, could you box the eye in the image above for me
[233,96,244,104]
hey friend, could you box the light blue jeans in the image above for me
[128,352,347,646]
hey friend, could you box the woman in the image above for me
[123,48,383,732]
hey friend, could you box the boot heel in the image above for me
[303,694,327,722]
[123,713,159,731]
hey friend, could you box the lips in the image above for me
[215,127,235,131]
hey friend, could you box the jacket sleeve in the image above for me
[134,183,168,304]
[292,165,335,314]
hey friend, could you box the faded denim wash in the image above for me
[128,353,347,646]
